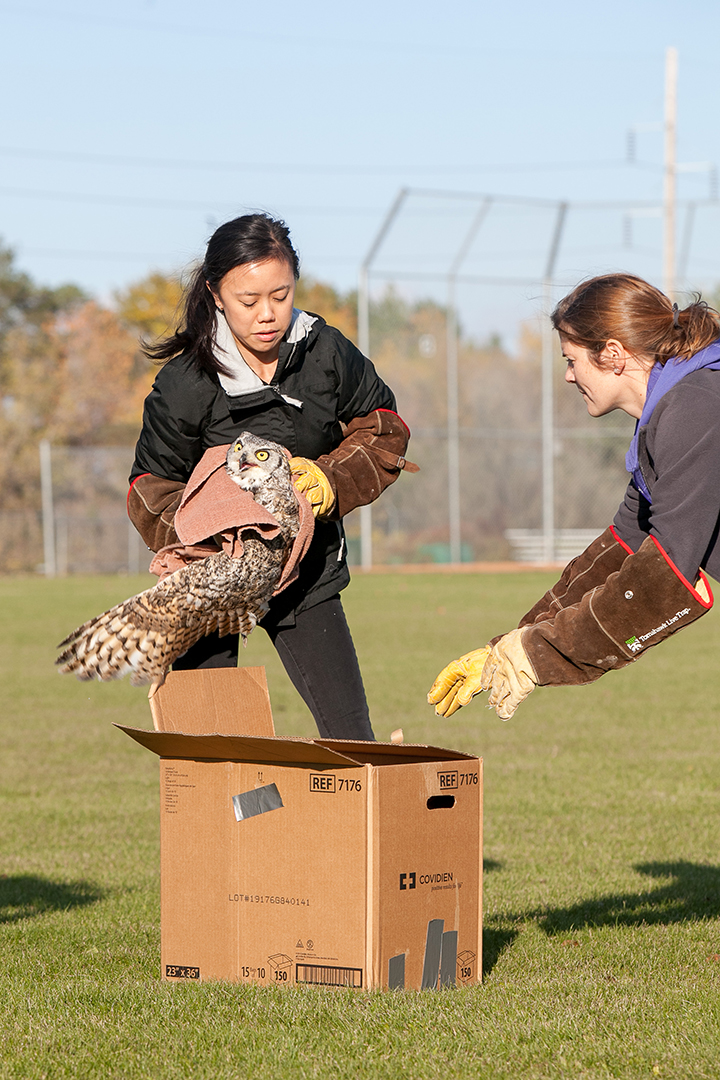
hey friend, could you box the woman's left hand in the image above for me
[480,629,537,720]
[289,457,336,519]
[428,630,538,721]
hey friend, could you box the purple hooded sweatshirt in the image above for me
[626,339,720,502]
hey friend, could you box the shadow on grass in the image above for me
[480,860,520,977]
[536,861,720,935]
[481,861,720,976]
[482,925,518,978]
[0,875,104,924]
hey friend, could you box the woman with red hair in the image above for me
[429,273,720,721]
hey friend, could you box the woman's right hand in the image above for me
[427,646,492,717]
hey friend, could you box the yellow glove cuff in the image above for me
[289,457,336,519]
[427,646,492,717]
[480,628,537,720]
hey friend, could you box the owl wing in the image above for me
[56,540,286,686]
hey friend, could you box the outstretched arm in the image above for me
[429,526,628,718]
[429,531,712,721]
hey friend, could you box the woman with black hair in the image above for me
[429,273,720,722]
[128,214,413,741]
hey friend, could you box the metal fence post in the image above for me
[358,264,373,569]
[128,521,142,575]
[358,188,409,569]
[541,202,568,564]
[445,198,492,564]
[39,438,56,577]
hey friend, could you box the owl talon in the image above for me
[148,676,166,699]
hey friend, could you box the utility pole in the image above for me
[663,46,678,298]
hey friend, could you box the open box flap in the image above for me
[148,667,274,735]
[313,739,477,764]
[116,726,365,766]
[116,726,477,766]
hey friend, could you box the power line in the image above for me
[0,184,383,215]
[17,247,188,262]
[0,4,667,62]
[0,144,666,177]
[393,187,707,211]
[6,180,685,216]
[15,245,361,268]
[0,3,369,47]
[15,245,367,270]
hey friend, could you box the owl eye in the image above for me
[232,441,243,452]
[255,450,270,461]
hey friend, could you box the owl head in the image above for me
[225,432,291,494]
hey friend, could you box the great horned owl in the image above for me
[56,433,300,687]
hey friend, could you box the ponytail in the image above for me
[552,274,720,368]
[671,297,720,362]
[144,264,225,376]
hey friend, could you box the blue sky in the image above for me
[2,0,719,339]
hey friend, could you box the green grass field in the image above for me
[2,570,720,1079]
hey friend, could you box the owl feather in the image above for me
[56,434,300,687]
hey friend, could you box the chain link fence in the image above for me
[3,445,148,576]
[6,186,718,575]
[342,321,635,566]
[3,343,636,576]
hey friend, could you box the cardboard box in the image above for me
[119,668,482,991]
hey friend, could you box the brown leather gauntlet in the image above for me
[519,526,630,628]
[522,534,713,687]
[314,409,419,519]
[127,474,186,551]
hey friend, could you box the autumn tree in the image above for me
[0,249,653,570]
[115,271,185,343]
[294,276,358,341]
[0,299,150,511]
[0,241,85,389]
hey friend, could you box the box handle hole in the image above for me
[427,795,455,810]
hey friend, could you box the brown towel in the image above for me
[149,445,314,595]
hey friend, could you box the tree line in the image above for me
[0,241,639,570]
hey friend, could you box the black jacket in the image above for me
[130,313,396,621]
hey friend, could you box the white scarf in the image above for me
[213,308,316,409]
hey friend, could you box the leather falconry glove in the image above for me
[313,409,419,519]
[520,533,712,687]
[480,629,537,720]
[289,457,336,519]
[428,527,628,721]
[517,526,630,630]
[127,474,186,552]
[475,526,629,719]
[427,646,492,717]
[430,531,713,723]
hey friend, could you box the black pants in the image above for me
[172,596,375,741]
